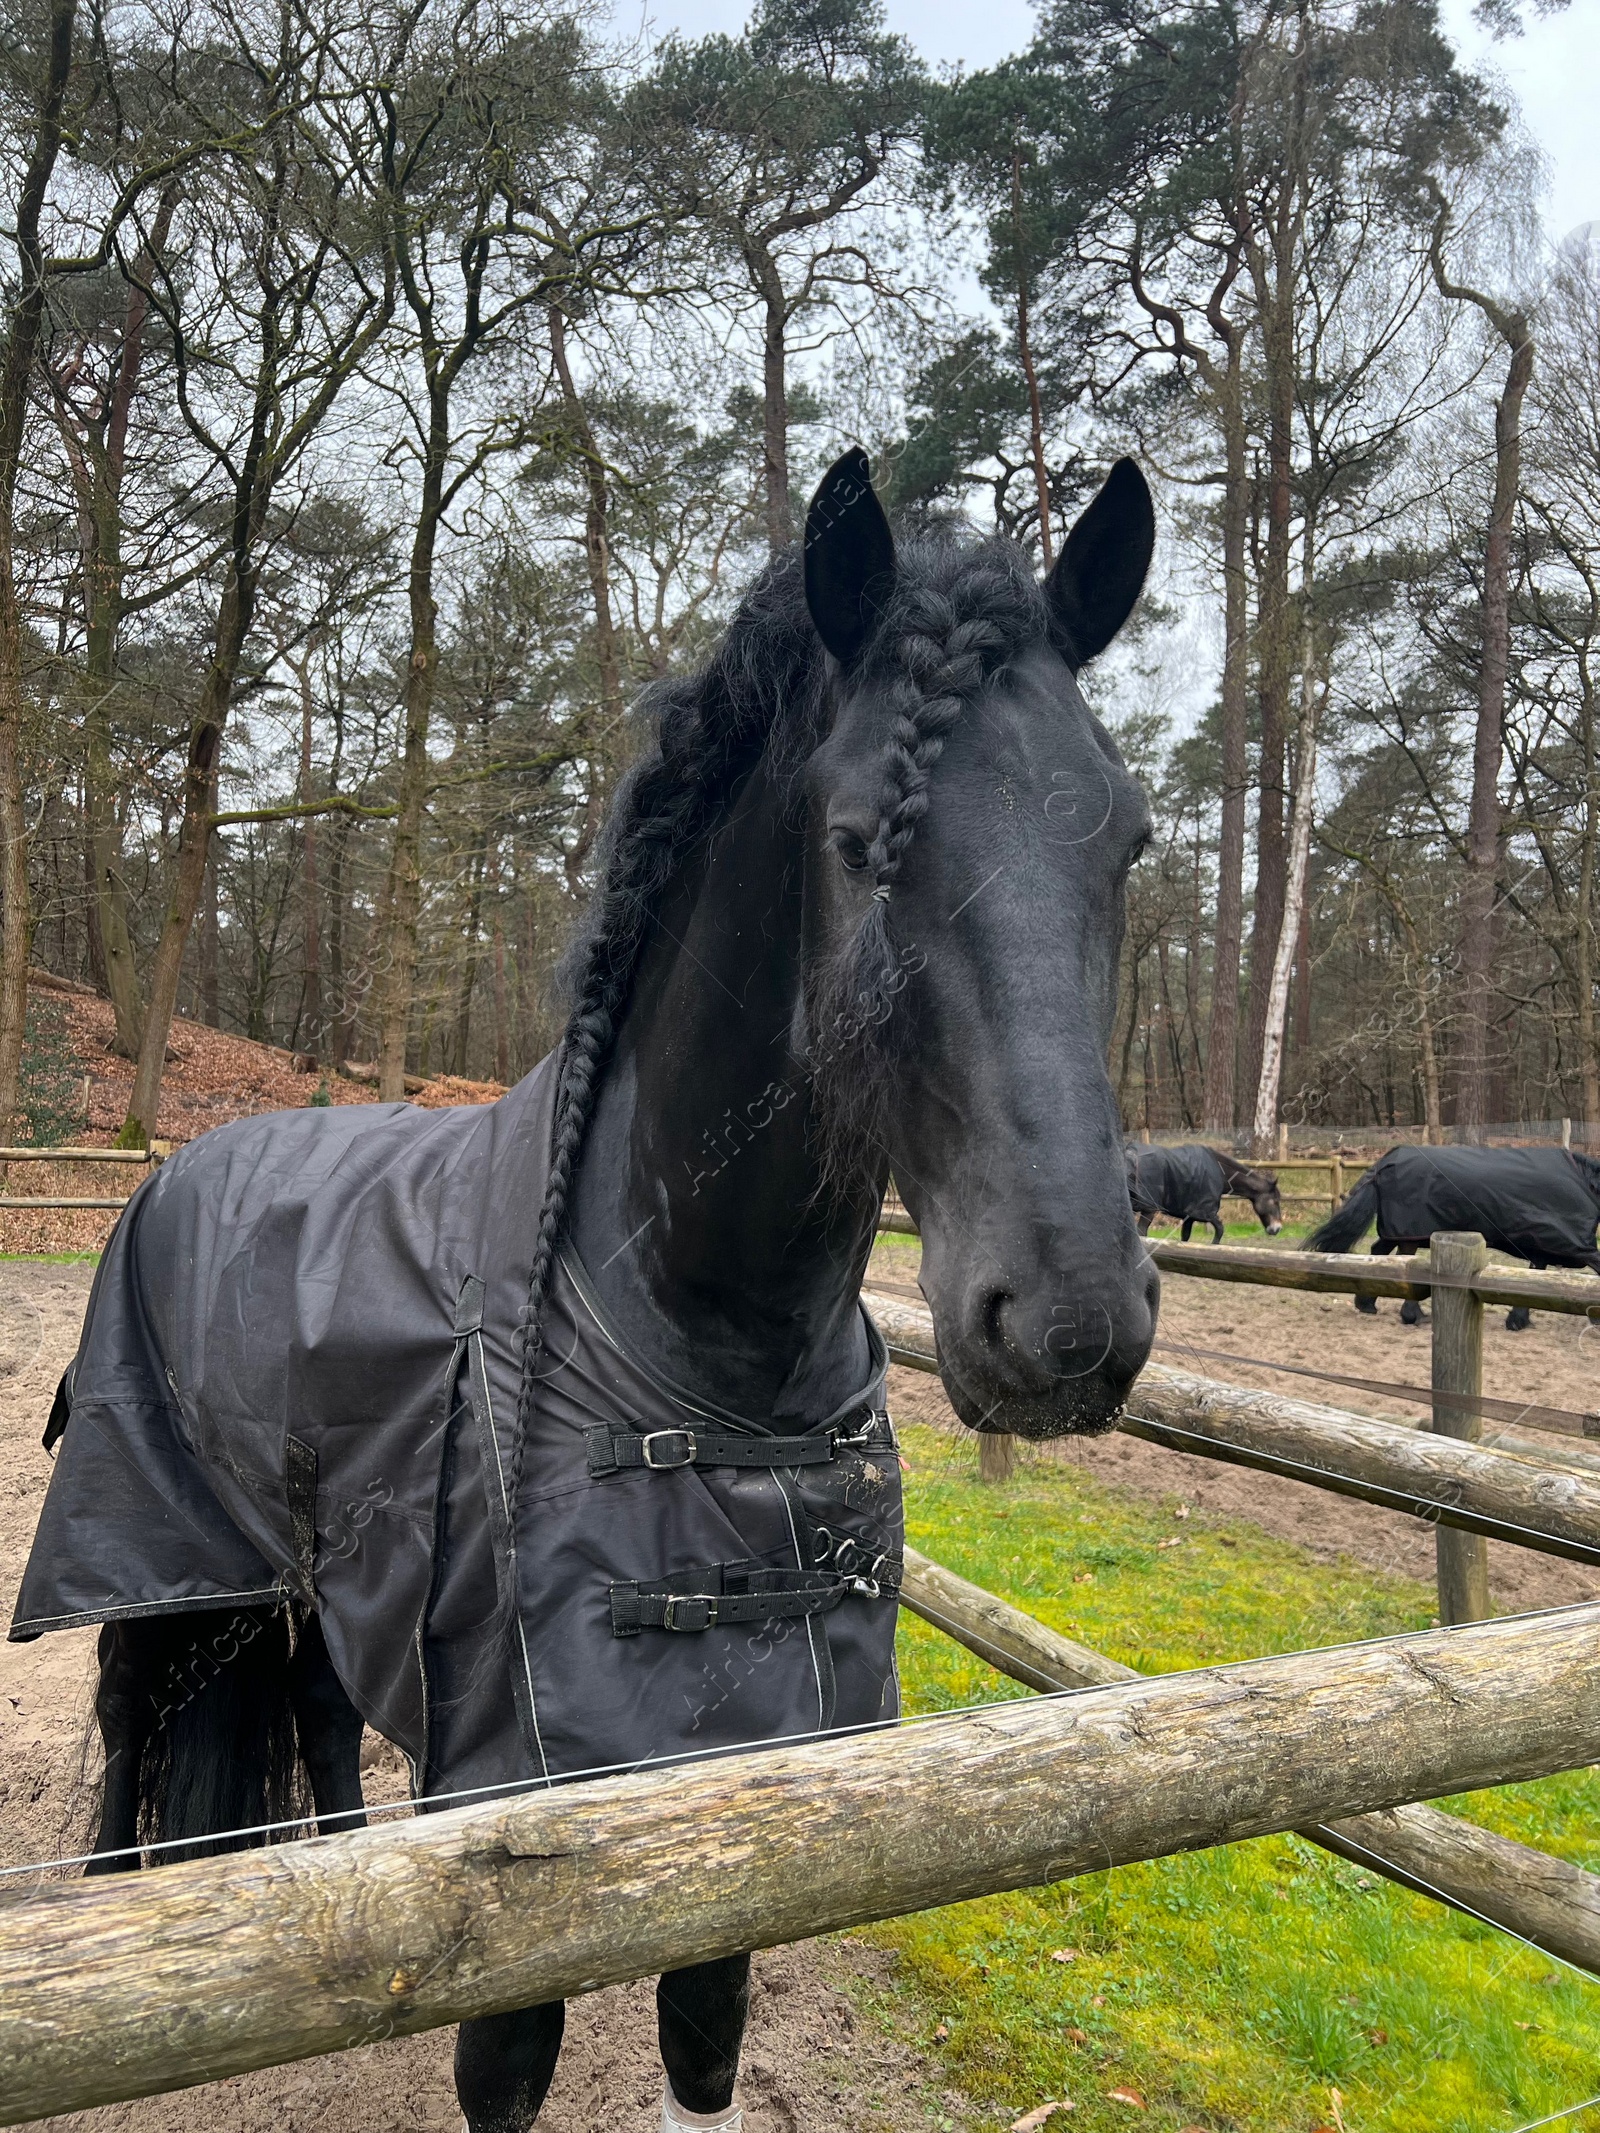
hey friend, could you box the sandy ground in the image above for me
[0,1261,977,2133]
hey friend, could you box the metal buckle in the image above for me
[661,1593,717,1631]
[641,1429,698,1470]
[836,1408,896,1451]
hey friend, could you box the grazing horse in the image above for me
[1308,1144,1600,1331]
[1124,1143,1283,1243]
[11,450,1160,2133]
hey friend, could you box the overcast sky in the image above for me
[609,0,1600,242]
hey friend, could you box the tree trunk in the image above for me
[122,576,250,1140]
[755,251,790,552]
[1426,234,1533,1134]
[198,845,219,1028]
[295,651,322,1056]
[374,387,447,1103]
[1291,886,1312,1063]
[489,839,510,1085]
[1580,663,1599,1128]
[1011,148,1053,569]
[1203,346,1250,1131]
[0,0,75,1136]
[451,838,484,1077]
[549,305,624,893]
[549,305,624,727]
[1253,641,1319,1154]
[1242,267,1295,1124]
[77,187,175,1059]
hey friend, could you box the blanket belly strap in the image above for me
[609,1558,902,1637]
[586,1410,895,1478]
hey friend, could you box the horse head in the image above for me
[1248,1169,1284,1235]
[799,450,1160,1437]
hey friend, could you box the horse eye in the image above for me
[832,830,871,873]
[1127,834,1151,868]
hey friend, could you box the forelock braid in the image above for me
[808,557,1037,1196]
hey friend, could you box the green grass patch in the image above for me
[0,1250,100,1264]
[865,1423,1600,2132]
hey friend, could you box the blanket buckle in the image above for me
[642,1428,698,1470]
[662,1593,718,1631]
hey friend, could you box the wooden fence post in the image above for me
[979,1432,1016,1484]
[1330,1152,1342,1213]
[1432,1229,1491,1624]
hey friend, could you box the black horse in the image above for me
[1309,1144,1600,1330]
[1124,1143,1283,1242]
[12,450,1160,2132]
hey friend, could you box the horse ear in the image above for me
[1046,458,1155,670]
[804,447,896,665]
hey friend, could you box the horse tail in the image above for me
[132,1604,308,1864]
[1307,1168,1379,1254]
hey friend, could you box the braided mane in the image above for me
[511,530,1048,1470]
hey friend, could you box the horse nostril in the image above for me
[981,1290,1010,1349]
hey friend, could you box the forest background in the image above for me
[1,0,1592,1153]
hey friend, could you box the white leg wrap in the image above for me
[661,2081,743,2133]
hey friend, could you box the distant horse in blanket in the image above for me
[13,451,1160,2133]
[1309,1144,1600,1331]
[1124,1143,1283,1243]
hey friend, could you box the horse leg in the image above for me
[456,2004,566,2133]
[1356,1236,1394,1315]
[1505,1260,1542,1333]
[286,1612,366,1834]
[1397,1240,1425,1326]
[1137,1212,1153,1238]
[1211,1219,1224,1245]
[1180,1219,1194,1242]
[86,1622,156,1873]
[658,1953,751,2128]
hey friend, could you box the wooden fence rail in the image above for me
[866,1290,1600,1569]
[0,1142,165,1216]
[4,1604,1600,2122]
[899,1546,1600,1977]
[876,1195,1600,1622]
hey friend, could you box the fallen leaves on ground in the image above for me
[4,989,507,1253]
[1010,2103,1072,2130]
[1105,2089,1147,2109]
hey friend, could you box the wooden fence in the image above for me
[0,1204,1592,2116]
[900,1546,1600,1975]
[873,1213,1600,1627]
[4,1601,1600,2122]
[0,1143,165,1211]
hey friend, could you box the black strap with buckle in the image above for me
[586,1410,896,1480]
[610,1557,901,1637]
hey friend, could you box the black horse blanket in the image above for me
[1124,1144,1226,1228]
[1354,1145,1600,1267]
[10,1057,903,1800]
